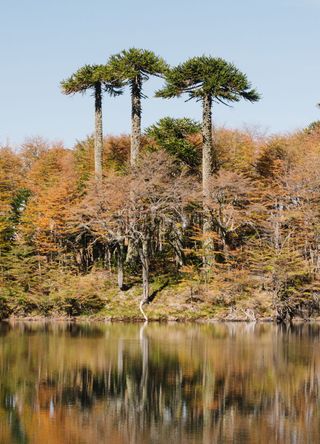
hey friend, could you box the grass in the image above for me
[0,270,278,321]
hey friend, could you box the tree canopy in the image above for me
[60,64,123,96]
[107,48,168,90]
[156,56,260,104]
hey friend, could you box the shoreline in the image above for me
[3,315,320,323]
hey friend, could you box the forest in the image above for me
[1,48,320,322]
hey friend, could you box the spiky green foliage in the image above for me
[60,64,123,96]
[156,56,260,104]
[145,117,201,168]
[107,48,168,93]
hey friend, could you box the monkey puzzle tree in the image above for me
[156,56,260,261]
[107,48,168,166]
[61,64,123,181]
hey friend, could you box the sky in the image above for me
[0,0,319,148]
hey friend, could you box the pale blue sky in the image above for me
[0,0,319,147]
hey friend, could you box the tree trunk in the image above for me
[131,76,142,166]
[94,82,103,181]
[202,94,213,265]
[139,237,149,321]
[202,93,213,211]
[141,238,149,301]
[116,241,125,290]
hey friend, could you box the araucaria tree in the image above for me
[107,48,168,166]
[61,65,123,181]
[156,56,260,258]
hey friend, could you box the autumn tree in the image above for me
[0,147,24,251]
[21,145,78,260]
[73,151,196,320]
[207,170,255,254]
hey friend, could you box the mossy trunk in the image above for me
[131,75,142,166]
[94,82,103,181]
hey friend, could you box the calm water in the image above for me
[0,322,319,444]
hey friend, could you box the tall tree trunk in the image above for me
[202,94,213,207]
[131,76,142,166]
[128,76,142,267]
[202,94,213,265]
[94,82,103,181]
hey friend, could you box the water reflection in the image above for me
[0,322,319,443]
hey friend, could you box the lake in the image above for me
[0,322,319,443]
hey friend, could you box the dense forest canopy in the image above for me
[1,48,320,322]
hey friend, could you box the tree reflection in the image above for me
[0,322,319,443]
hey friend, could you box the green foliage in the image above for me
[0,294,11,320]
[249,242,317,321]
[9,189,31,222]
[50,293,105,316]
[73,136,94,191]
[0,245,43,293]
[40,271,108,316]
[107,48,168,88]
[156,56,260,104]
[61,64,123,96]
[145,117,201,168]
[5,188,32,240]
